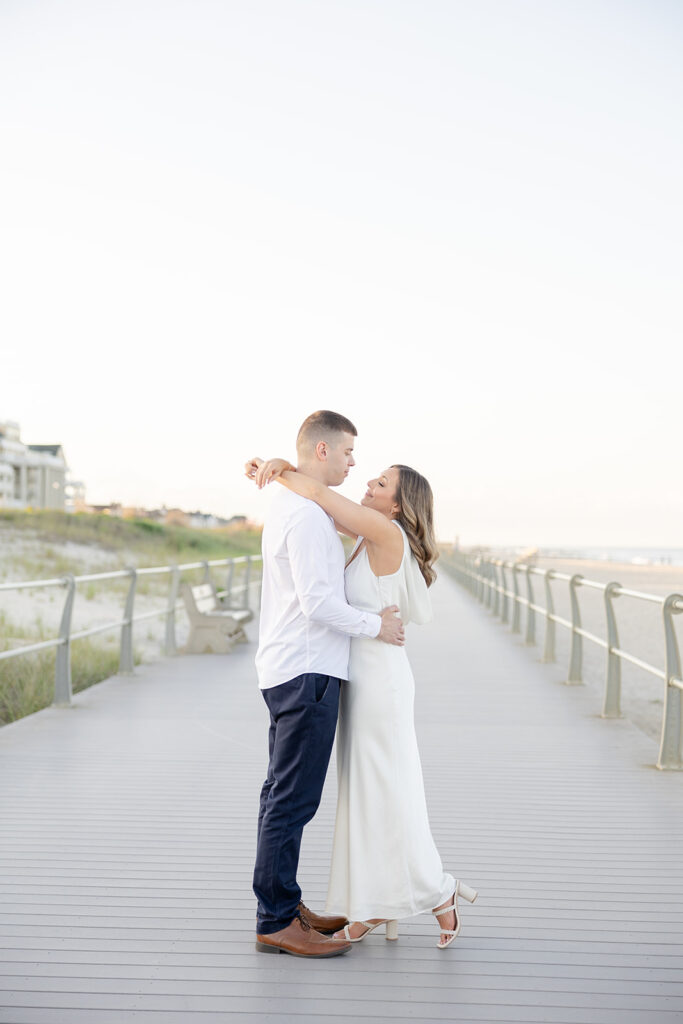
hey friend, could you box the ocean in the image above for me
[538,546,683,567]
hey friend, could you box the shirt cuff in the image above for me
[366,612,382,638]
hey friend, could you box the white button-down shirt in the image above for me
[255,488,382,689]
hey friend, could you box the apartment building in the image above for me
[0,420,68,510]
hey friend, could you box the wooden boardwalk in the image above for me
[1,572,683,1023]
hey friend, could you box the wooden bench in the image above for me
[181,582,253,654]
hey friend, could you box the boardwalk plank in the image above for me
[2,960,683,982]
[3,974,683,998]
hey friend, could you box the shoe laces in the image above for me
[297,911,311,932]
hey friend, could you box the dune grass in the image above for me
[0,614,138,726]
[0,509,262,577]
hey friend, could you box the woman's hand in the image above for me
[244,457,264,481]
[254,458,295,489]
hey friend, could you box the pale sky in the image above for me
[1,0,681,547]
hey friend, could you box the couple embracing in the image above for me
[246,410,477,958]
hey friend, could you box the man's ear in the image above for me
[315,441,327,461]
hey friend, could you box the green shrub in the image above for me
[132,519,164,534]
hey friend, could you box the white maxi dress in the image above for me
[326,521,454,921]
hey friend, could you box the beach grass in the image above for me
[0,509,262,577]
[0,613,139,726]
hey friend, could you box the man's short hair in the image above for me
[296,410,357,455]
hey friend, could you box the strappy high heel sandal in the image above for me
[340,919,399,942]
[433,880,478,949]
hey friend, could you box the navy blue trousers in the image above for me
[253,673,340,935]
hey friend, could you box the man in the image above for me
[247,410,404,958]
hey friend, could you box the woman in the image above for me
[247,457,477,947]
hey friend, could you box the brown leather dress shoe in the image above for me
[298,900,349,935]
[256,915,351,958]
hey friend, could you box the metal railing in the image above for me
[0,555,262,708]
[444,552,683,771]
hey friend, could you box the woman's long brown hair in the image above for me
[392,465,439,586]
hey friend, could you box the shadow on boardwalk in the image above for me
[1,573,683,1023]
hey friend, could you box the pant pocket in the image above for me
[314,675,333,703]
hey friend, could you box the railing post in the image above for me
[201,560,211,583]
[657,594,683,770]
[511,565,521,634]
[542,570,556,663]
[491,560,500,617]
[567,574,584,684]
[484,560,494,609]
[525,566,536,646]
[500,564,509,624]
[602,582,622,718]
[243,557,252,612]
[225,560,235,608]
[53,575,75,706]
[164,566,180,657]
[119,567,137,675]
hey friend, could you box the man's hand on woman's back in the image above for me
[378,606,405,646]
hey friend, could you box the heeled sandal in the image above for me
[433,880,478,949]
[340,919,399,942]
